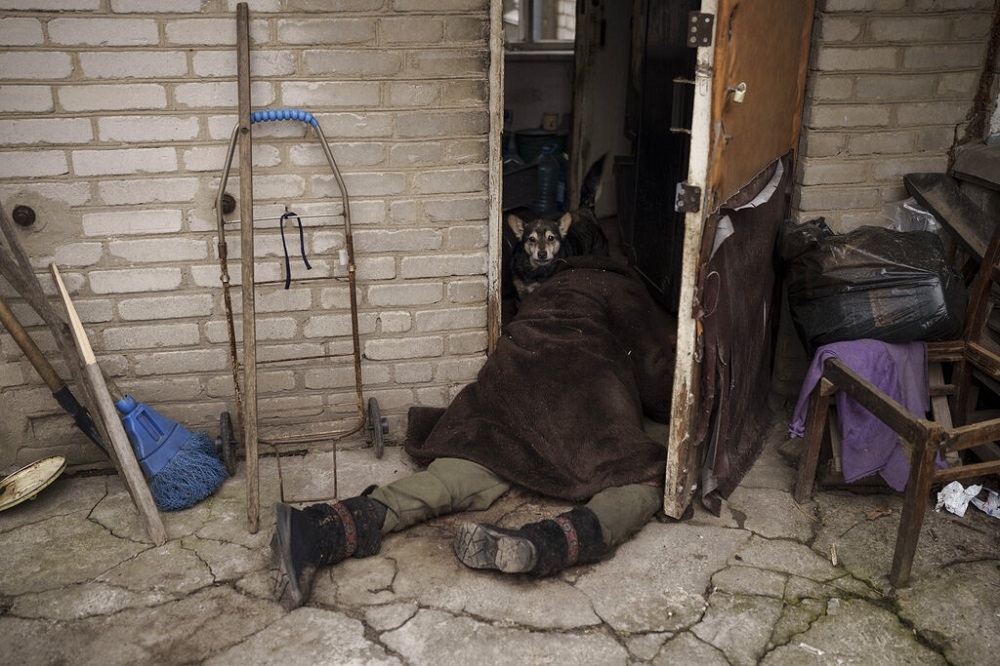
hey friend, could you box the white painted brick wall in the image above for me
[0,151,67,178]
[81,52,189,80]
[0,52,73,78]
[0,118,93,145]
[0,1,492,470]
[794,1,996,230]
[0,85,55,112]
[0,17,43,45]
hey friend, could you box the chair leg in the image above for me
[889,431,939,588]
[952,358,975,428]
[794,384,832,503]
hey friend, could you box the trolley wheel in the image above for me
[366,397,388,459]
[217,411,238,476]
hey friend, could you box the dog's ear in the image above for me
[507,214,525,238]
[558,212,573,236]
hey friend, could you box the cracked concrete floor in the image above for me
[1,406,998,665]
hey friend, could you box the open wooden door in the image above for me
[664,0,815,518]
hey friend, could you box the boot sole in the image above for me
[272,502,307,610]
[454,523,536,573]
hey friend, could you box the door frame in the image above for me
[664,0,815,518]
[663,0,718,518]
[488,0,505,352]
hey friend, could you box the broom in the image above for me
[115,394,229,511]
[51,264,228,512]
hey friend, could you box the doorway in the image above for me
[618,0,700,313]
[501,0,699,314]
[495,0,819,520]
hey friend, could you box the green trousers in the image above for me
[368,457,662,549]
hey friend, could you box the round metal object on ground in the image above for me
[0,456,66,512]
[217,411,237,475]
[367,397,386,459]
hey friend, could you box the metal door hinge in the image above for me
[687,12,714,48]
[675,182,701,213]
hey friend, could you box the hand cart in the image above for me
[214,107,387,533]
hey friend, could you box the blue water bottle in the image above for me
[533,144,559,215]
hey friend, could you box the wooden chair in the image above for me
[792,185,1000,588]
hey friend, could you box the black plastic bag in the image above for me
[780,221,966,352]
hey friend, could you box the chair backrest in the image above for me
[954,205,1000,427]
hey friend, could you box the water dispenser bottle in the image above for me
[534,144,560,215]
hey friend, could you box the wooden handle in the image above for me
[237,0,261,534]
[49,263,96,364]
[0,294,64,391]
[1,204,91,399]
[50,262,167,545]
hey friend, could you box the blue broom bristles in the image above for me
[147,430,229,512]
[116,395,229,512]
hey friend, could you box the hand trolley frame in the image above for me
[214,107,386,533]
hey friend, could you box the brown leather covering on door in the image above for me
[694,154,791,514]
[709,0,813,208]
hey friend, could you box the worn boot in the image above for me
[453,507,607,576]
[272,495,387,610]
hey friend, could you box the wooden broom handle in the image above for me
[49,264,96,364]
[50,262,167,545]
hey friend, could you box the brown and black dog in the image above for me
[506,154,609,300]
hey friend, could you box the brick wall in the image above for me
[0,0,492,470]
[793,0,996,231]
[557,0,575,41]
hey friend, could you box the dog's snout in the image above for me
[538,250,548,260]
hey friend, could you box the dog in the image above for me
[506,154,609,300]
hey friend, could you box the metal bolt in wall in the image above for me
[221,194,236,215]
[11,205,36,227]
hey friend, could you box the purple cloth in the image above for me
[789,339,939,491]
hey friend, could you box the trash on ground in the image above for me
[866,505,893,520]
[969,487,1000,519]
[935,481,982,517]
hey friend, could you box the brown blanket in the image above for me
[404,256,676,502]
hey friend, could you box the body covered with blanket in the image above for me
[404,255,676,502]
[270,256,679,608]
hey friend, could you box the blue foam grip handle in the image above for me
[249,108,318,127]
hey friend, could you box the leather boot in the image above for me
[453,507,607,576]
[272,495,387,610]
